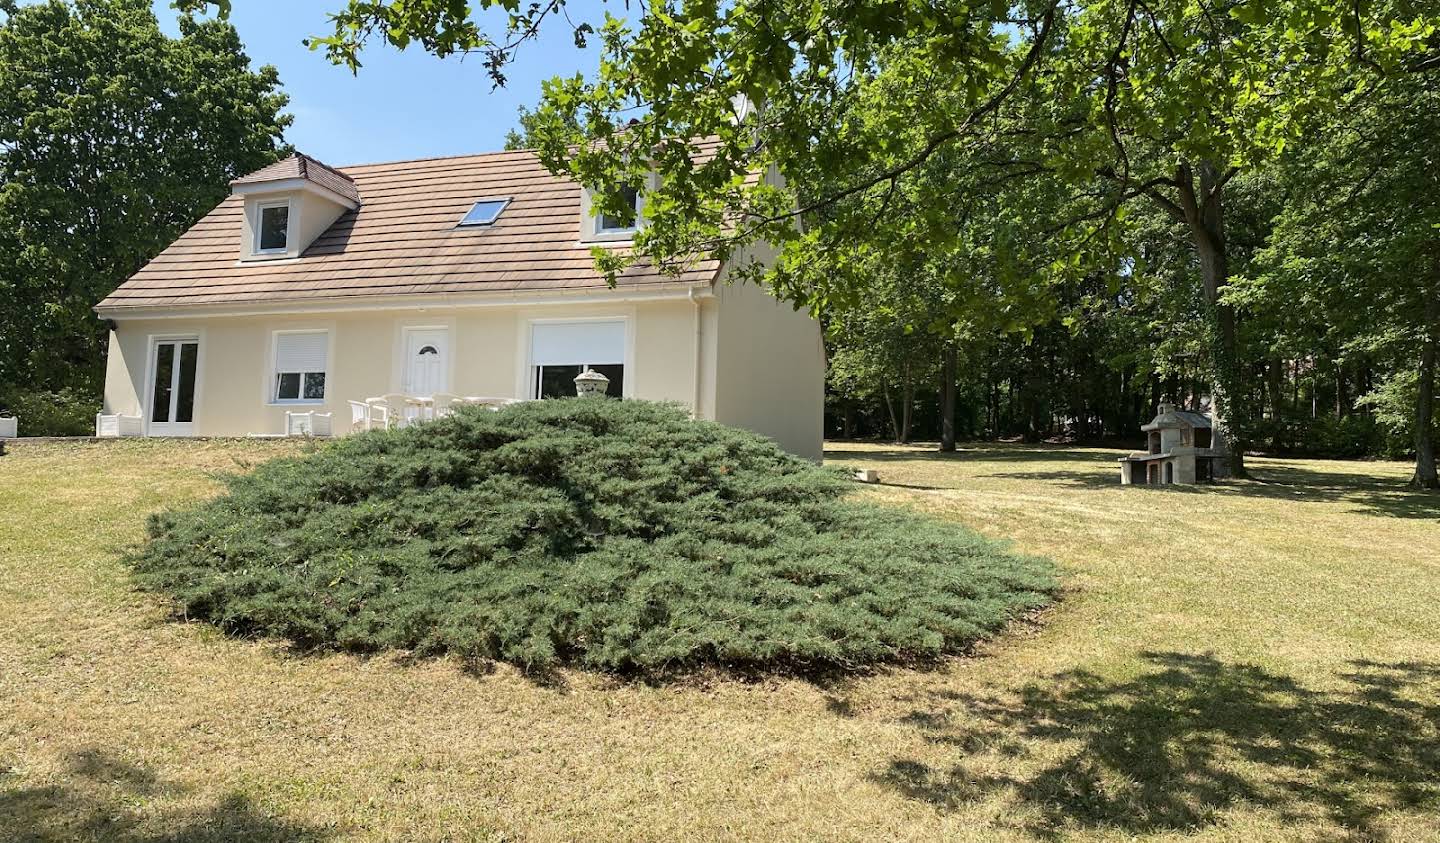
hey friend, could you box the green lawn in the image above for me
[2,438,1437,841]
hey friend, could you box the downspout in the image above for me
[689,286,703,419]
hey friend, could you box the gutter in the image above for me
[96,280,717,321]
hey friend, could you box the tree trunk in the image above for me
[1414,279,1439,489]
[1005,378,1016,436]
[900,370,914,444]
[1336,361,1348,418]
[940,344,957,452]
[881,379,901,444]
[988,378,998,437]
[1168,160,1249,477]
[1268,357,1284,421]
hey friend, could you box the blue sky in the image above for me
[151,1,600,166]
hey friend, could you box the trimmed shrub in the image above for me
[130,400,1057,674]
[0,387,99,436]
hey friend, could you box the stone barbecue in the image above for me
[1119,402,1226,485]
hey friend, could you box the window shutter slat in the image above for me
[530,321,625,366]
[276,332,328,372]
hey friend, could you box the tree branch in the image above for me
[751,0,1060,226]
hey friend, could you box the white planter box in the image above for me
[286,411,333,437]
[0,416,15,439]
[95,413,143,438]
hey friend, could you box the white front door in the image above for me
[403,329,449,396]
[148,338,199,436]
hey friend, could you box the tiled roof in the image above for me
[231,152,361,205]
[99,150,720,311]
[1142,410,1213,430]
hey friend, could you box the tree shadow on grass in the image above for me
[978,460,1440,519]
[868,653,1440,839]
[1,748,332,842]
[831,442,1439,519]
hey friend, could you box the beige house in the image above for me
[95,150,825,460]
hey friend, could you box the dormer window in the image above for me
[582,181,648,243]
[458,198,510,227]
[596,185,640,234]
[256,201,290,253]
[231,153,360,262]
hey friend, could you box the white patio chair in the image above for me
[430,392,463,419]
[367,393,424,428]
[0,415,16,439]
[348,400,390,432]
[286,411,333,437]
[348,400,371,431]
[459,396,522,412]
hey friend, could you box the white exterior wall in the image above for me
[709,256,826,462]
[103,298,706,438]
[102,275,822,460]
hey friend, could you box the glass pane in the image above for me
[303,372,326,400]
[460,199,509,226]
[536,365,584,399]
[174,343,198,423]
[592,364,624,397]
[275,372,300,401]
[151,343,175,423]
[597,185,639,232]
[258,205,289,251]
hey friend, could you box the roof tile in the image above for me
[231,152,361,205]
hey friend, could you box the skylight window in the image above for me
[459,198,511,227]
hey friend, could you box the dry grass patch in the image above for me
[2,438,1438,841]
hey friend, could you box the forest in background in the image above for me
[822,161,1428,461]
[0,0,289,434]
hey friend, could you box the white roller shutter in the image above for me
[530,321,625,365]
[275,331,328,372]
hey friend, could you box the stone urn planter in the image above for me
[573,368,611,398]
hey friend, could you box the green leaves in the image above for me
[0,0,290,398]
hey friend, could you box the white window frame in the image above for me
[255,200,292,255]
[270,329,330,406]
[519,315,635,399]
[595,185,641,235]
[581,179,651,244]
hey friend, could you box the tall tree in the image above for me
[0,0,291,401]
[952,0,1435,475]
[1240,73,1440,487]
